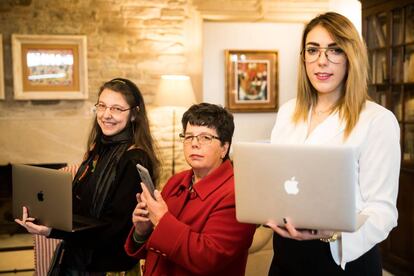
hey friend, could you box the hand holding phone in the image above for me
[136,164,155,199]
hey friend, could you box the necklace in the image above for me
[314,110,329,116]
[313,106,332,116]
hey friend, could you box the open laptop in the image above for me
[12,164,106,232]
[233,142,365,232]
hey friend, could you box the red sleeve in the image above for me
[144,193,256,274]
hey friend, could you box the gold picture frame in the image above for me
[225,49,278,112]
[12,34,88,100]
[0,34,4,100]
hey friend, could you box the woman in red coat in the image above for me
[125,103,256,275]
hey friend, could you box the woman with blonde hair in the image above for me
[267,12,400,275]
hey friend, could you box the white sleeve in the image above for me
[332,111,401,269]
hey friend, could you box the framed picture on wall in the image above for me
[12,34,88,100]
[0,34,4,100]
[225,49,278,112]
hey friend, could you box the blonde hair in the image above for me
[293,12,369,138]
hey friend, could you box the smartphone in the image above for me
[136,164,155,198]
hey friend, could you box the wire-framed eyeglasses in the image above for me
[94,103,133,115]
[302,46,346,64]
[179,133,220,145]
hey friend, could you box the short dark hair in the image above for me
[181,103,234,160]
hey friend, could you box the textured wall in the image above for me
[0,0,200,185]
[0,0,200,100]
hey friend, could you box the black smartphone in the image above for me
[136,164,155,198]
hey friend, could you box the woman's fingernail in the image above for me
[283,218,287,224]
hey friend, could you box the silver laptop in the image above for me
[233,142,362,232]
[12,164,105,232]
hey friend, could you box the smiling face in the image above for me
[304,25,348,99]
[183,123,229,179]
[96,88,131,136]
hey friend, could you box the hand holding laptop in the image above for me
[266,217,339,242]
[15,206,52,236]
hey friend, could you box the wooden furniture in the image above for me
[361,1,414,275]
[0,233,34,274]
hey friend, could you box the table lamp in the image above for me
[153,75,196,175]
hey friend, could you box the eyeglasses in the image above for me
[302,46,346,64]
[94,103,132,115]
[179,133,220,145]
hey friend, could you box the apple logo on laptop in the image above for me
[284,177,299,195]
[37,191,44,202]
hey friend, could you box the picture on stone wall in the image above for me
[0,34,4,100]
[225,49,278,112]
[12,34,88,100]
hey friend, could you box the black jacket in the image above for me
[49,148,153,272]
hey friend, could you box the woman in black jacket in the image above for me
[16,78,160,275]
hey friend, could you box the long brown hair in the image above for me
[293,12,369,138]
[87,78,160,184]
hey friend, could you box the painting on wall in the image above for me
[0,34,4,100]
[12,34,88,100]
[225,50,278,112]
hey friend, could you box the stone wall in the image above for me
[0,0,201,185]
[0,0,201,100]
[0,0,338,185]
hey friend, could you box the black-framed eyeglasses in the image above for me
[302,46,345,64]
[179,133,220,145]
[94,103,133,115]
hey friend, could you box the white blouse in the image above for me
[271,99,401,269]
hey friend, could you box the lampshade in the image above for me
[154,75,196,107]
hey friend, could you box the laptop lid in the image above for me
[233,142,358,232]
[12,164,104,232]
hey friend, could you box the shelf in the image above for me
[363,1,414,275]
[367,46,388,51]
[0,234,34,274]
[401,162,414,171]
[390,42,414,47]
[0,234,33,251]
[368,82,414,87]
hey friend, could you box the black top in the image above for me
[49,148,153,272]
[268,234,382,276]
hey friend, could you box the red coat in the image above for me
[124,160,256,275]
